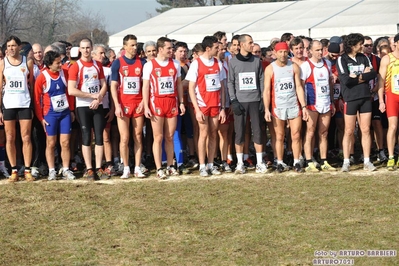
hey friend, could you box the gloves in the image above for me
[231,98,245,116]
[259,99,265,113]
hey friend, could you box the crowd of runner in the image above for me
[0,31,398,181]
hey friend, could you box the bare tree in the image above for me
[0,0,31,42]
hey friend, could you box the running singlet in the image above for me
[386,53,399,95]
[118,56,143,104]
[42,69,69,113]
[74,60,103,107]
[303,59,331,112]
[195,57,221,108]
[149,58,177,98]
[271,60,298,109]
[3,56,31,109]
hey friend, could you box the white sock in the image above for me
[256,153,263,165]
[344,158,350,164]
[49,168,55,172]
[207,163,213,169]
[124,166,130,172]
[134,166,140,172]
[294,159,300,165]
[364,157,370,164]
[237,153,244,165]
[200,164,206,170]
[277,160,283,164]
[227,154,233,161]
[63,167,69,172]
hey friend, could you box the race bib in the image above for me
[123,77,140,95]
[276,77,294,92]
[349,64,365,76]
[51,93,69,112]
[333,83,341,100]
[238,72,256,90]
[7,76,25,94]
[393,74,399,95]
[205,73,221,92]
[158,76,174,95]
[316,79,329,97]
[84,80,100,94]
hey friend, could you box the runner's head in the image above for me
[79,38,93,60]
[289,37,304,59]
[92,44,106,61]
[156,37,173,59]
[238,34,254,55]
[143,41,156,60]
[309,40,323,61]
[43,50,62,72]
[343,33,364,54]
[123,34,138,58]
[32,43,44,63]
[192,43,204,60]
[174,41,188,62]
[274,42,289,63]
[202,35,219,57]
[5,35,21,57]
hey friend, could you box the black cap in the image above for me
[328,42,340,54]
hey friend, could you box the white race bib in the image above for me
[84,80,100,94]
[276,77,294,93]
[51,94,69,112]
[205,73,221,92]
[8,76,25,94]
[333,84,341,100]
[158,76,174,95]
[393,74,399,95]
[238,72,256,90]
[316,79,329,97]
[349,64,365,76]
[123,77,140,95]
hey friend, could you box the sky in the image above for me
[80,0,161,34]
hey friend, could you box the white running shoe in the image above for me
[48,169,57,181]
[120,170,131,179]
[62,169,76,180]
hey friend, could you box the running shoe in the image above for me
[8,170,18,182]
[320,161,337,171]
[305,162,320,172]
[255,162,268,174]
[167,166,179,176]
[0,164,10,178]
[134,168,146,178]
[294,163,304,173]
[209,166,221,175]
[234,163,246,174]
[276,162,290,173]
[387,158,395,171]
[157,169,168,180]
[48,169,57,181]
[62,169,76,180]
[341,163,350,172]
[221,161,232,173]
[363,161,376,172]
[84,169,96,181]
[199,167,209,177]
[24,171,35,182]
[120,169,131,179]
[244,158,255,170]
[96,169,110,180]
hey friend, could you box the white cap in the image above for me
[70,47,79,58]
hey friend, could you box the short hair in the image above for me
[343,33,364,54]
[80,38,93,48]
[231,34,240,42]
[192,43,204,54]
[320,38,329,48]
[92,43,106,55]
[202,36,218,49]
[105,48,115,58]
[174,41,188,50]
[123,34,137,45]
[308,40,321,51]
[137,42,144,56]
[304,37,313,43]
[364,36,372,42]
[213,31,226,41]
[156,37,171,51]
[238,34,251,44]
[261,47,271,57]
[59,40,72,47]
[289,37,303,49]
[280,33,293,42]
[52,41,66,55]
[5,35,21,46]
[43,50,61,68]
[143,41,156,51]
[379,44,391,54]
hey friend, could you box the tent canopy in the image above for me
[109,0,399,50]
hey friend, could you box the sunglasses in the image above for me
[364,44,372,48]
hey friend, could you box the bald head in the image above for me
[32,43,43,63]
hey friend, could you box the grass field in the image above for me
[0,167,398,266]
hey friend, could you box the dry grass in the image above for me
[0,169,398,266]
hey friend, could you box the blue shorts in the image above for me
[44,110,71,136]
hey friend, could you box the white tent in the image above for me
[108,0,399,51]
